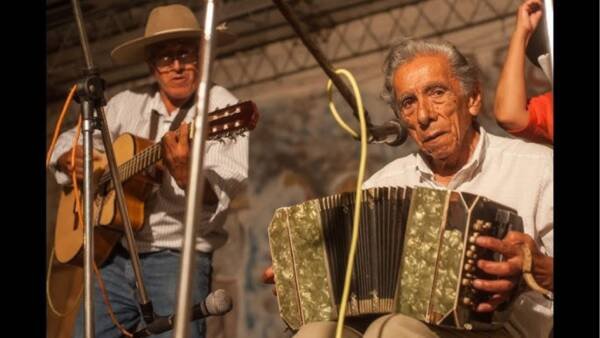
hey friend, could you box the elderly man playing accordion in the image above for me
[265,37,553,338]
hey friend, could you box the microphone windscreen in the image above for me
[205,289,233,315]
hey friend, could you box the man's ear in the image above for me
[467,85,482,117]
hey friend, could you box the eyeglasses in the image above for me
[151,48,198,71]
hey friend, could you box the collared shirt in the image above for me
[363,126,553,338]
[49,84,249,253]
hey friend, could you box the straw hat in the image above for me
[111,4,235,65]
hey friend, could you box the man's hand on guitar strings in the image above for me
[162,123,191,190]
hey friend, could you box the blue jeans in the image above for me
[73,245,213,338]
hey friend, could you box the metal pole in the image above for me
[172,1,218,337]
[70,0,155,333]
[70,1,96,336]
[81,100,95,338]
[71,0,93,69]
[96,106,154,319]
[543,0,553,75]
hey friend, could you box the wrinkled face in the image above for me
[147,39,199,103]
[393,54,480,161]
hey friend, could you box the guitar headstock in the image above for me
[189,101,259,141]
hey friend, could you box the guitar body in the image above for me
[54,133,158,266]
[53,100,259,267]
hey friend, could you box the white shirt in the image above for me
[363,126,553,338]
[49,84,249,253]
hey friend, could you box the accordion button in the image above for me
[462,297,472,306]
[462,278,471,286]
[483,222,492,231]
[469,245,477,252]
[473,220,484,231]
[466,250,474,258]
[469,232,480,243]
[467,259,475,265]
[464,263,474,271]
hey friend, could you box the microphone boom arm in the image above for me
[272,0,407,146]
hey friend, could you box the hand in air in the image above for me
[516,0,544,37]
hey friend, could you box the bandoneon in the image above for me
[267,186,522,331]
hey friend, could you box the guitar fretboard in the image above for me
[98,142,162,190]
[95,100,257,191]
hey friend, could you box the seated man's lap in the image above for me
[293,321,362,338]
[293,314,512,338]
[364,314,513,338]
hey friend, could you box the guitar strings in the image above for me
[98,118,249,187]
[98,142,161,187]
[97,103,251,186]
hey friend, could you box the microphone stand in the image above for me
[543,0,553,78]
[272,0,406,146]
[172,1,219,337]
[70,1,155,336]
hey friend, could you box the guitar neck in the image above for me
[98,142,163,189]
[96,100,258,190]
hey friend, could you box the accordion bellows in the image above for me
[268,186,521,331]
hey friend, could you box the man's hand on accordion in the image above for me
[473,231,554,312]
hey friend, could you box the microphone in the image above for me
[133,289,233,338]
[368,118,408,146]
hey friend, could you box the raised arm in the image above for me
[494,0,543,132]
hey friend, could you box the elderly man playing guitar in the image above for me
[48,5,251,338]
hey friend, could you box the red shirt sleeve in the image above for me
[510,92,553,144]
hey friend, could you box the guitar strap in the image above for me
[149,95,196,141]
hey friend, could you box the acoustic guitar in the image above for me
[54,101,259,266]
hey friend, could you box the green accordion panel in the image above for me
[268,200,334,330]
[429,227,464,321]
[396,187,449,320]
[268,208,302,330]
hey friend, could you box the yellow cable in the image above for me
[327,83,359,139]
[326,69,368,338]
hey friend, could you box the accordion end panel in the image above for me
[268,200,336,331]
[268,208,303,330]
